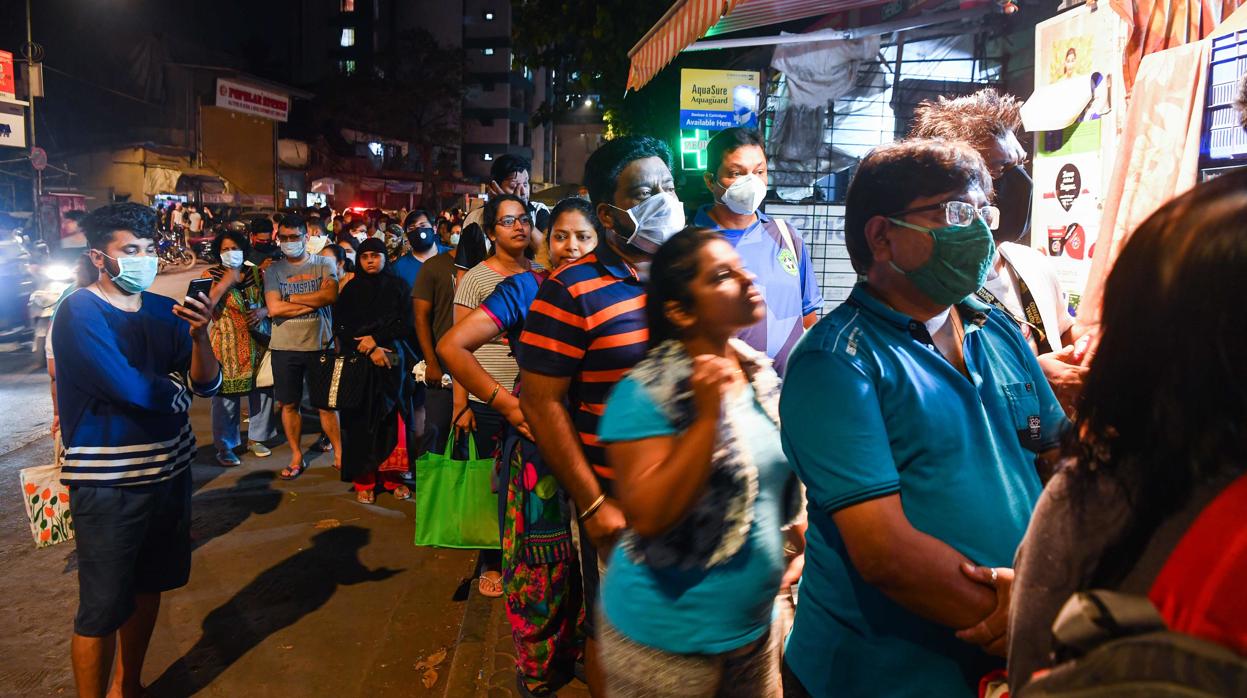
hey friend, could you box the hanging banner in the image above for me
[0,50,14,99]
[215,78,290,122]
[679,69,760,131]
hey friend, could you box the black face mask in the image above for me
[992,164,1033,243]
[406,226,437,253]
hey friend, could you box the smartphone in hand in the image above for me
[185,277,214,304]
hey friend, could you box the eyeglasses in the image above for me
[495,215,533,230]
[886,201,1000,230]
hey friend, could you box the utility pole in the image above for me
[24,0,40,237]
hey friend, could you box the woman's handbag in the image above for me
[413,432,501,550]
[307,351,369,410]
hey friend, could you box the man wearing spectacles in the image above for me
[777,139,1068,698]
[910,89,1083,414]
[454,154,552,281]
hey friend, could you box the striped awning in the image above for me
[627,0,744,92]
[626,0,900,92]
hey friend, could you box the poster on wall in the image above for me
[1032,120,1102,300]
[679,69,761,131]
[1028,5,1127,311]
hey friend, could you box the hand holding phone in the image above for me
[185,277,214,304]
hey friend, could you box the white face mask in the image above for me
[715,174,767,216]
[352,231,368,243]
[306,235,328,255]
[613,192,685,254]
[280,240,306,258]
[344,249,357,264]
[219,250,245,268]
[449,232,461,246]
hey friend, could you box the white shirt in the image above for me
[981,241,1073,354]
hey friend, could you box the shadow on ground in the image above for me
[145,525,402,696]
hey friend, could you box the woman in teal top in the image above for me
[598,227,805,698]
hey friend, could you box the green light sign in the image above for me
[680,129,709,171]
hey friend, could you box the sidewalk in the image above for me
[0,399,479,697]
[444,589,591,698]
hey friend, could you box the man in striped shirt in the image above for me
[518,135,683,696]
[52,203,221,698]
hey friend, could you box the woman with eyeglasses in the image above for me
[439,197,600,696]
[448,193,538,598]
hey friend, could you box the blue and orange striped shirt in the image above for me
[517,243,648,488]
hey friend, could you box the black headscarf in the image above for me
[334,237,412,346]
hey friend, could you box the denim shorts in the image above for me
[68,469,192,637]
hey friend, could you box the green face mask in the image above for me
[886,217,996,307]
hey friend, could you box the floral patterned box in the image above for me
[19,464,74,548]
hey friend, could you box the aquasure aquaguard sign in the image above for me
[679,68,761,131]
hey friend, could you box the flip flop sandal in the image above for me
[392,485,412,500]
[280,458,309,480]
[356,489,376,504]
[478,573,503,598]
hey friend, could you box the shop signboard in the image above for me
[215,78,289,122]
[1029,5,1127,311]
[0,50,14,98]
[679,69,760,131]
[0,107,25,148]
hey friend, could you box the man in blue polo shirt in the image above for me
[779,139,1067,697]
[695,127,822,376]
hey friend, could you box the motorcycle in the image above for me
[27,259,74,355]
[156,228,196,273]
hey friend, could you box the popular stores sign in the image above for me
[215,78,289,122]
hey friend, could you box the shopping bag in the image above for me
[19,463,74,548]
[254,350,273,389]
[414,434,500,549]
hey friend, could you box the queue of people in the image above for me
[47,88,1247,698]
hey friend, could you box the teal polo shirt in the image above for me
[779,283,1066,697]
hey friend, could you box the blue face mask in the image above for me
[103,253,158,294]
[886,217,995,307]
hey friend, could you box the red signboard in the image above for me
[0,50,14,98]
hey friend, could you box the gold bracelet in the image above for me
[578,493,607,523]
[484,383,501,406]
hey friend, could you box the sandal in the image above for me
[392,484,412,500]
[356,489,376,504]
[280,458,308,480]
[311,435,333,452]
[478,572,503,598]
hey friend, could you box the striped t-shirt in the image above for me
[51,288,222,486]
[455,261,523,401]
[517,243,648,488]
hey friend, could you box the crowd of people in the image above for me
[45,87,1247,698]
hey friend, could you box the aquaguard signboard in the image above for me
[679,68,760,131]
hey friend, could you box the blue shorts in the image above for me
[68,469,192,637]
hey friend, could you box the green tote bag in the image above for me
[414,434,501,549]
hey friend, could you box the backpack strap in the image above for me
[1148,472,1247,655]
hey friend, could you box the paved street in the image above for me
[0,264,580,697]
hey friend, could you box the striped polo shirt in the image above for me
[517,242,648,487]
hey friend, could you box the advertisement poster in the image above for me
[1032,120,1102,299]
[1029,6,1126,310]
[0,50,14,98]
[0,108,25,148]
[215,78,290,122]
[679,69,760,130]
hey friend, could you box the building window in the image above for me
[339,60,357,75]
[340,28,356,47]
[341,0,355,11]
[483,153,494,161]
[484,11,495,20]
[483,48,494,56]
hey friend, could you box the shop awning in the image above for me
[627,0,745,92]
